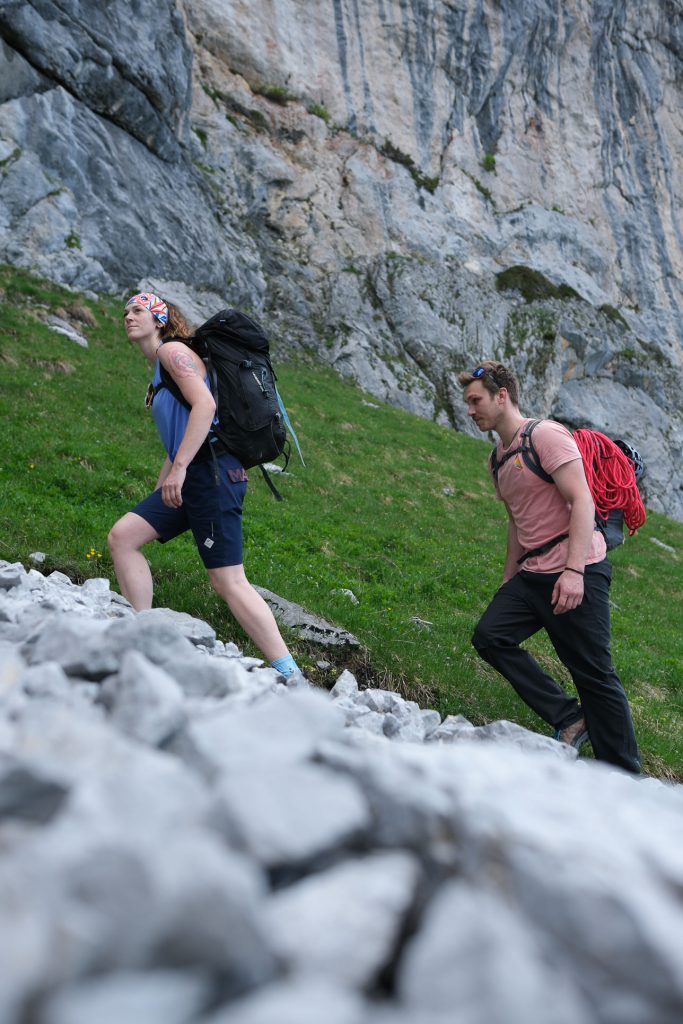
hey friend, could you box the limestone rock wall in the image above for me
[1,1,682,518]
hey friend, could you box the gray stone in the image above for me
[38,970,212,1024]
[265,852,420,986]
[104,615,197,669]
[99,650,186,746]
[345,707,390,736]
[398,880,590,1023]
[0,563,25,590]
[420,709,442,737]
[428,714,478,743]
[358,689,405,714]
[650,537,676,554]
[136,608,217,648]
[81,577,111,598]
[173,688,345,777]
[255,587,360,647]
[21,613,118,680]
[0,0,192,159]
[0,645,24,697]
[43,315,88,347]
[0,754,69,823]
[19,662,72,701]
[390,714,429,744]
[317,737,459,852]
[330,670,359,700]
[162,650,253,698]
[145,834,277,985]
[209,762,370,868]
[200,977,367,1024]
[10,703,207,829]
[464,719,578,760]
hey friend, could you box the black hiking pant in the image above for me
[472,560,641,774]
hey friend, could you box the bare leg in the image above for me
[108,513,160,611]
[208,564,290,662]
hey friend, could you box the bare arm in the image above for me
[157,342,216,508]
[549,458,596,615]
[155,455,172,490]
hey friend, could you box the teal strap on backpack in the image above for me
[277,389,305,466]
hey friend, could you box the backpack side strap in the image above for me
[258,464,284,501]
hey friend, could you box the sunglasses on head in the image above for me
[472,366,501,388]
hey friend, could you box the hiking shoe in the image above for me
[554,717,589,750]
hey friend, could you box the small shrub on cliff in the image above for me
[380,140,439,194]
[308,102,331,124]
[256,83,293,105]
[496,265,582,303]
[599,303,629,328]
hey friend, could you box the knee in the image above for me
[471,620,492,654]
[209,567,248,601]
[107,520,133,557]
[107,523,122,556]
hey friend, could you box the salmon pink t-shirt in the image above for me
[491,419,606,573]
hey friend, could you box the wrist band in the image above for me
[564,567,585,576]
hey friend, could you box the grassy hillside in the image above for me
[1,265,681,779]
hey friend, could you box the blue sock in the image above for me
[271,654,300,677]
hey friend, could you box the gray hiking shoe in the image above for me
[554,717,589,750]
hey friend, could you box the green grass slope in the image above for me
[1,265,681,779]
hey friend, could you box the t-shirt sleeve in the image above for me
[532,420,582,476]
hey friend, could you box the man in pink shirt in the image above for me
[459,360,640,774]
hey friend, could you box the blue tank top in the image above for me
[150,361,215,461]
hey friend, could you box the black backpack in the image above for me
[152,308,302,499]
[490,419,646,559]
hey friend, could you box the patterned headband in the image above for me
[125,292,168,326]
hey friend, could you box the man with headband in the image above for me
[108,291,302,680]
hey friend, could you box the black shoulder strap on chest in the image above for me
[490,419,554,483]
[152,364,187,407]
[153,358,217,411]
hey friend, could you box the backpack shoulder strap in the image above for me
[518,419,554,483]
[490,419,553,483]
[155,363,190,409]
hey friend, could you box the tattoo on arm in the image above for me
[171,352,199,379]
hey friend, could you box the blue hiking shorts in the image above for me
[131,453,248,569]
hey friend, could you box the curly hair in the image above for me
[161,301,195,340]
[457,360,520,405]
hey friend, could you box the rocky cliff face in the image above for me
[1,0,682,518]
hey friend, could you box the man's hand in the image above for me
[551,570,584,615]
[161,464,186,508]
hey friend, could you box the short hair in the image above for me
[457,360,519,405]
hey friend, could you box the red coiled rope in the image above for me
[574,429,646,536]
